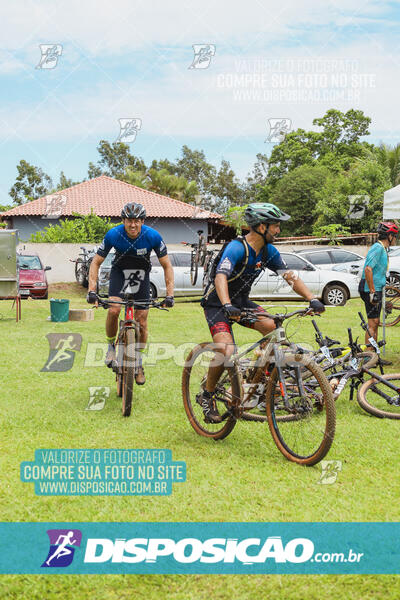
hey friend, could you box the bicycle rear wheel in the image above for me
[182,343,238,439]
[379,286,400,327]
[199,238,207,267]
[265,354,336,466]
[75,259,87,287]
[121,328,135,416]
[357,373,400,419]
[190,249,199,286]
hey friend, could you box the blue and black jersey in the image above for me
[97,223,167,272]
[202,238,287,307]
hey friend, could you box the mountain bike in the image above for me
[379,285,400,327]
[181,230,207,286]
[182,308,336,466]
[70,247,96,287]
[97,294,168,416]
[307,314,400,419]
[310,317,384,373]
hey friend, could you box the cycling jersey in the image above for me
[97,223,167,271]
[359,241,388,292]
[97,223,167,305]
[202,238,287,308]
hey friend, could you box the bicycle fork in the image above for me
[274,345,307,407]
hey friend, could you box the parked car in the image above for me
[296,247,365,276]
[17,253,51,299]
[98,251,359,306]
[297,246,400,288]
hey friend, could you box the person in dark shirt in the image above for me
[87,202,174,385]
[200,202,325,423]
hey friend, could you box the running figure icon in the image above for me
[45,531,77,566]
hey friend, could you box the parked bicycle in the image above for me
[307,313,400,419]
[97,293,168,417]
[70,247,96,288]
[380,285,400,327]
[181,230,207,286]
[182,307,336,466]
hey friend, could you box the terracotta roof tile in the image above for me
[0,175,221,220]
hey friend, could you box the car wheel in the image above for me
[322,284,348,306]
[43,292,48,300]
[149,283,157,300]
[386,273,400,295]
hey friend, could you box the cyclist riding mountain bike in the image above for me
[359,221,399,344]
[200,202,325,423]
[86,202,174,385]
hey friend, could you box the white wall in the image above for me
[17,242,191,283]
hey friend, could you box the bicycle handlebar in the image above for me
[96,295,168,311]
[230,306,318,324]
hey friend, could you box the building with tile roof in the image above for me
[0,175,221,242]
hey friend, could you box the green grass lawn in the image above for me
[1,284,400,598]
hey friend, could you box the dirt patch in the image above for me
[48,282,85,296]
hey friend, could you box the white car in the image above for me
[296,247,365,276]
[297,246,400,288]
[98,250,359,306]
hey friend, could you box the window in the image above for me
[280,254,312,270]
[103,252,115,267]
[17,256,42,270]
[172,253,191,268]
[304,252,332,265]
[330,250,363,264]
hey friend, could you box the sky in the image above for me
[1,0,400,205]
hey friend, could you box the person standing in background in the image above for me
[359,221,399,344]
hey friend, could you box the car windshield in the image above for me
[102,252,115,267]
[18,256,42,270]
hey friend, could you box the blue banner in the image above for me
[0,522,399,574]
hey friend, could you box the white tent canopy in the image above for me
[383,184,400,219]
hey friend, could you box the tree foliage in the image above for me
[88,140,146,179]
[9,160,52,205]
[269,165,331,235]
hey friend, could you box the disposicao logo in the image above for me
[41,529,82,567]
[83,536,314,564]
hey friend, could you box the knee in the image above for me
[108,306,121,318]
[136,316,148,332]
[214,342,235,358]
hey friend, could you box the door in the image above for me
[0,230,18,297]
[172,252,203,296]
[266,253,320,298]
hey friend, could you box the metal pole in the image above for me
[382,285,386,355]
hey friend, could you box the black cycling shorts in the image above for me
[360,290,382,319]
[204,299,267,337]
[108,266,150,309]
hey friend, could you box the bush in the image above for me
[30,211,115,243]
[313,223,351,245]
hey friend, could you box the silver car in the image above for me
[98,250,359,306]
[296,247,365,276]
[298,246,400,288]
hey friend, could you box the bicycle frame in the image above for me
[228,309,310,410]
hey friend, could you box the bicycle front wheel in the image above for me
[121,328,135,417]
[266,355,336,466]
[182,343,238,439]
[357,373,400,419]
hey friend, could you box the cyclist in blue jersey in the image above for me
[200,202,325,423]
[87,202,174,385]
